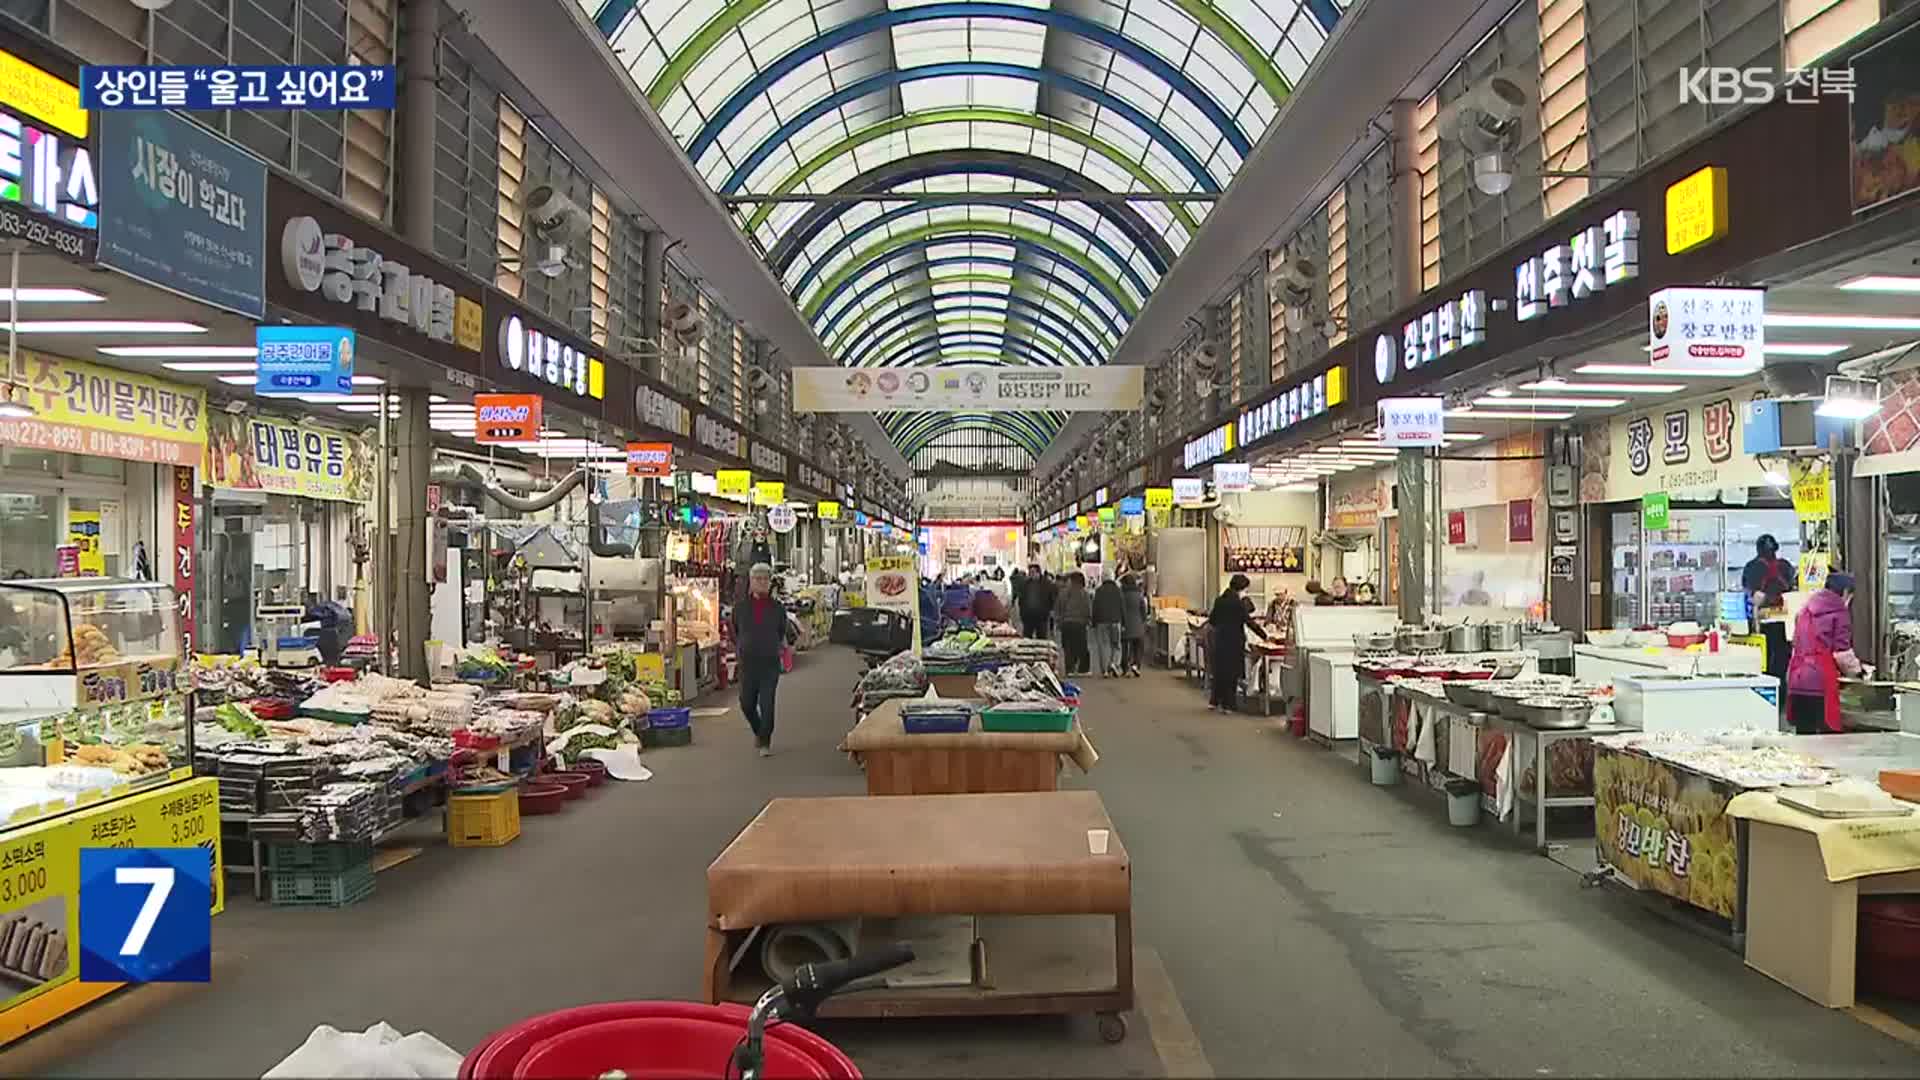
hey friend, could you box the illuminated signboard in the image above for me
[1665,166,1729,255]
[1239,365,1348,447]
[1372,291,1486,387]
[1514,210,1641,322]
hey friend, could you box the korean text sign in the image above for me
[203,411,367,502]
[1377,397,1445,447]
[1593,744,1738,918]
[0,46,97,259]
[255,325,353,395]
[1649,286,1765,370]
[0,349,204,465]
[81,66,396,111]
[473,394,542,444]
[625,441,672,478]
[98,109,266,318]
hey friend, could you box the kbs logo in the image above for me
[1677,67,1854,106]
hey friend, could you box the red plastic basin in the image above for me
[570,760,608,787]
[1860,898,1920,1001]
[544,772,591,799]
[460,1001,860,1080]
[518,783,568,815]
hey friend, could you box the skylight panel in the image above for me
[608,24,668,88]
[1213,0,1289,53]
[1274,38,1313,86]
[1188,32,1256,102]
[685,34,753,112]
[1117,9,1192,68]
[655,0,725,56]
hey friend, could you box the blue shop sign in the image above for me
[255,325,353,395]
[1119,496,1145,516]
[97,109,266,317]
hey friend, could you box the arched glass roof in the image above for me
[585,0,1341,455]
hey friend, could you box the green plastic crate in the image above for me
[980,708,1075,733]
[269,864,375,907]
[265,841,372,874]
[641,725,692,748]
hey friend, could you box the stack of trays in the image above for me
[297,782,385,842]
[246,812,304,843]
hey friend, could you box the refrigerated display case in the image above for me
[1607,509,1799,627]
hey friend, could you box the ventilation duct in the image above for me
[430,459,585,514]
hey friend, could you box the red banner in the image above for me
[1508,498,1535,543]
[1447,510,1467,545]
[474,393,542,443]
[173,465,195,657]
[626,441,673,477]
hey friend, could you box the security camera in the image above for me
[525,186,587,242]
[1440,76,1529,196]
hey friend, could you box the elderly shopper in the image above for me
[731,563,795,756]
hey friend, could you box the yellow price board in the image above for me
[716,470,752,498]
[632,652,665,683]
[816,501,841,520]
[1665,165,1729,255]
[753,481,786,507]
[1145,487,1173,510]
[1789,458,1833,522]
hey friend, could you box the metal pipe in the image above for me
[720,192,1222,206]
[430,460,586,513]
[400,0,440,250]
[641,230,665,375]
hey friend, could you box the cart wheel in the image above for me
[1097,1012,1128,1043]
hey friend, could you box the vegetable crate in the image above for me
[448,790,522,848]
[641,726,692,748]
[980,708,1076,734]
[266,841,373,874]
[270,864,376,908]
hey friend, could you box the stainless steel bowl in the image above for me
[1514,696,1594,730]
[1353,631,1396,652]
[1446,623,1486,653]
[1442,681,1489,708]
[1396,626,1449,653]
[1483,621,1525,651]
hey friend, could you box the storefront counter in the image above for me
[1574,643,1764,687]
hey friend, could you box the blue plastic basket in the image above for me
[901,711,973,734]
[647,707,691,730]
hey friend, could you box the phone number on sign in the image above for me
[0,208,90,258]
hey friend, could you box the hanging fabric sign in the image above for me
[203,410,371,502]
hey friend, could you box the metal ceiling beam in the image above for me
[728,192,1221,206]
[1033,0,1518,475]
[444,0,910,477]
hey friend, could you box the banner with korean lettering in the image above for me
[1592,383,1770,503]
[1593,743,1739,919]
[0,349,204,465]
[202,410,371,502]
[97,109,267,318]
[792,365,1142,412]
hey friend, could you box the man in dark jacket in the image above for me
[731,563,794,756]
[1090,577,1125,677]
[1019,563,1054,639]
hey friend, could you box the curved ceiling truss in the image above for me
[587,0,1341,458]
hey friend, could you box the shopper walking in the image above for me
[1055,571,1093,675]
[1019,563,1055,639]
[1207,573,1268,712]
[731,563,794,756]
[1119,574,1150,676]
[1090,576,1124,677]
[1743,534,1797,697]
[1786,571,1865,735]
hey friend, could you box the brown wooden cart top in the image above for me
[841,698,1085,753]
[707,791,1131,929]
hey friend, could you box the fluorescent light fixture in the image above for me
[350,375,385,386]
[1766,343,1850,357]
[1815,398,1881,419]
[1486,386,1513,398]
[6,320,206,333]
[0,288,104,303]
[162,362,257,373]
[1764,469,1789,485]
[429,394,448,404]
[1837,275,1920,294]
[338,404,387,413]
[1277,483,1318,493]
[1767,313,1920,331]
[1518,381,1682,394]
[216,375,254,385]
[101,345,257,358]
[1577,363,1762,377]
[1446,409,1576,421]
[1473,396,1626,409]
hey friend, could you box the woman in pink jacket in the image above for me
[1785,572,1863,734]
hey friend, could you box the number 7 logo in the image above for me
[115,866,174,956]
[79,848,211,984]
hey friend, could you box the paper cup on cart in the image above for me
[1087,828,1110,855]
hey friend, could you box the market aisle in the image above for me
[1072,669,1920,1078]
[18,649,1160,1079]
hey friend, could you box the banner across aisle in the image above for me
[792,366,1143,413]
[203,410,372,502]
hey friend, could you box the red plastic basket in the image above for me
[460,1001,861,1079]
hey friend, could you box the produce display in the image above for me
[457,648,514,684]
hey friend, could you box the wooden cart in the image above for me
[840,698,1095,796]
[704,791,1134,1041]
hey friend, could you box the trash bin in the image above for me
[1368,745,1400,786]
[1444,778,1481,826]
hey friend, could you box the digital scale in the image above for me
[256,602,321,668]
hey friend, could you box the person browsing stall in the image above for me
[731,563,795,757]
[1207,574,1269,712]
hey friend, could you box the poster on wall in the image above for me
[793,366,1142,413]
[1848,17,1920,213]
[0,349,205,466]
[66,509,104,576]
[1593,745,1739,919]
[203,411,373,502]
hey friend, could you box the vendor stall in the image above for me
[703,791,1133,1041]
[840,698,1096,796]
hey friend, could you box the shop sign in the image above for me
[1119,496,1145,516]
[0,47,96,259]
[1648,286,1764,370]
[750,441,787,477]
[793,365,1142,412]
[1329,472,1380,530]
[473,393,542,444]
[1514,210,1641,322]
[1377,397,1444,447]
[1214,462,1251,493]
[1184,422,1234,469]
[1072,515,1088,532]
[1172,477,1205,503]
[172,465,194,654]
[696,414,742,459]
[1508,498,1534,543]
[1788,458,1833,521]
[0,348,204,465]
[767,504,797,534]
[1596,386,1768,501]
[1098,506,1117,524]
[796,461,832,495]
[279,212,476,351]
[0,775,222,1015]
[1664,166,1729,255]
[1642,492,1671,531]
[203,410,370,502]
[1144,487,1173,510]
[97,108,266,318]
[636,383,690,438]
[1239,365,1346,446]
[716,469,751,499]
[817,500,840,520]
[254,324,352,395]
[1372,291,1486,387]
[496,312,603,402]
[1446,510,1467,545]
[1593,744,1738,919]
[625,441,672,477]
[753,481,785,507]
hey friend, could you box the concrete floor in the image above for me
[12,647,1920,1077]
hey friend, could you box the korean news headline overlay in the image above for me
[81,66,397,111]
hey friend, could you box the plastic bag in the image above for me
[262,1022,463,1079]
